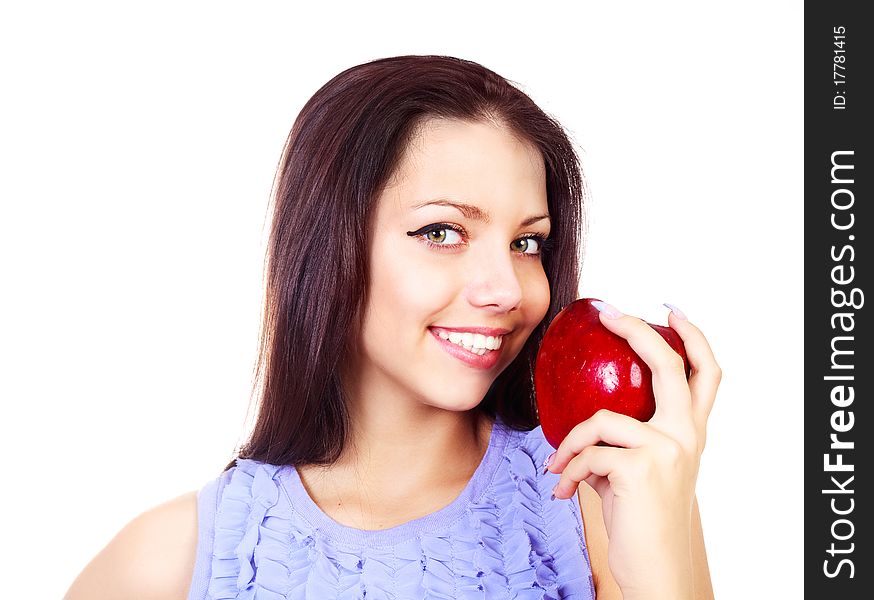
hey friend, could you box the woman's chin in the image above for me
[423,392,489,414]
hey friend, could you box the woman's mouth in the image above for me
[434,329,503,355]
[428,327,507,369]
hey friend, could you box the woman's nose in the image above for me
[464,251,523,313]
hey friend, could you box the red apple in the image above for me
[534,298,690,449]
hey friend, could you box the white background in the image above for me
[1,1,803,597]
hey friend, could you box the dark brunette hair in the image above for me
[231,55,587,469]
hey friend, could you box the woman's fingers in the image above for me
[552,444,628,498]
[664,309,722,440]
[547,409,662,473]
[553,444,688,499]
[594,304,692,424]
[548,409,689,499]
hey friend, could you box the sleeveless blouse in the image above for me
[187,419,596,599]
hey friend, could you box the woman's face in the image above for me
[346,118,552,414]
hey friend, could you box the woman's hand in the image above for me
[545,302,721,600]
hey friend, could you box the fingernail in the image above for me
[663,302,687,320]
[550,486,558,501]
[550,492,556,501]
[542,451,556,473]
[591,300,623,319]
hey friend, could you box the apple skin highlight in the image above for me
[534,298,690,449]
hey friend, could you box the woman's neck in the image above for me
[339,406,491,490]
[297,407,494,530]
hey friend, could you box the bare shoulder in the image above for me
[65,491,199,600]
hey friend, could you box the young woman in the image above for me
[66,55,720,600]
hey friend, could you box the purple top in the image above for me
[187,418,595,599]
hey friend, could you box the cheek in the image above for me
[368,243,456,327]
[523,266,551,324]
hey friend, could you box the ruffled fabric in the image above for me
[199,422,595,600]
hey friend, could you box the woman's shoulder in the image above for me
[64,491,199,600]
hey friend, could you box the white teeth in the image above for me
[435,329,504,354]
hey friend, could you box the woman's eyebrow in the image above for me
[411,198,550,227]
[521,213,551,227]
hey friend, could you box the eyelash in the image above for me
[405,222,554,258]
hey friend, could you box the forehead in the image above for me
[380,118,547,216]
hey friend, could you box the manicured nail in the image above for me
[550,486,559,500]
[663,302,687,320]
[550,492,556,501]
[542,451,556,473]
[591,300,623,319]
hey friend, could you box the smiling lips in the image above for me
[436,330,502,355]
[428,327,509,370]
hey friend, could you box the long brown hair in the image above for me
[231,55,587,469]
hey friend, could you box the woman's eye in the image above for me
[418,226,464,245]
[425,228,462,244]
[406,223,466,248]
[511,236,542,255]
